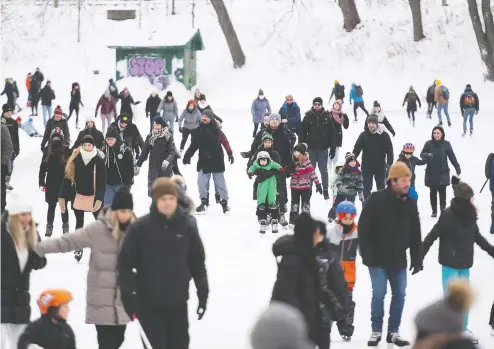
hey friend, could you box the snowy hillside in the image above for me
[1,0,494,349]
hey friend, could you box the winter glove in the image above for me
[228,153,234,164]
[183,156,191,165]
[358,193,364,202]
[329,147,336,160]
[146,113,149,118]
[134,101,141,105]
[175,116,179,122]
[409,264,423,275]
[240,151,250,159]
[134,166,140,176]
[80,102,84,107]
[11,152,18,160]
[179,126,183,133]
[161,160,170,170]
[475,110,478,115]
[59,198,66,213]
[122,293,139,320]
[197,303,207,320]
[338,323,355,338]
[247,172,253,180]
[92,200,102,213]
[40,185,47,192]
[315,183,323,195]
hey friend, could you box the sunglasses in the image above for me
[338,212,356,220]
[403,152,413,155]
[313,103,321,107]
[286,98,293,102]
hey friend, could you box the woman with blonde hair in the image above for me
[34,187,135,349]
[1,192,47,349]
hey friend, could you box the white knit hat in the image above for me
[86,115,96,123]
[6,192,33,215]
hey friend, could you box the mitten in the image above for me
[92,200,102,212]
[135,101,141,105]
[183,156,191,165]
[228,154,234,164]
[161,160,169,170]
[315,183,323,195]
[409,264,423,275]
[358,193,364,202]
[197,303,207,320]
[40,185,47,192]
[240,151,250,159]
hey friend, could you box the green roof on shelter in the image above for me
[108,29,204,50]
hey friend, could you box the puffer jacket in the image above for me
[290,154,319,190]
[251,98,271,123]
[178,106,201,130]
[158,98,179,122]
[33,207,132,325]
[335,164,363,196]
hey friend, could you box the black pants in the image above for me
[95,324,126,349]
[490,301,494,327]
[139,304,189,349]
[47,202,69,226]
[362,170,385,199]
[353,102,369,119]
[317,326,332,349]
[427,102,435,116]
[429,185,447,212]
[31,96,39,115]
[328,194,356,219]
[337,290,355,331]
[253,122,260,137]
[407,108,415,122]
[256,203,280,222]
[180,128,193,150]
[72,208,99,228]
[1,164,6,212]
[491,192,494,225]
[68,105,80,123]
[289,189,311,224]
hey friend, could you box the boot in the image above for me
[440,205,446,212]
[220,200,230,214]
[279,214,288,227]
[438,121,443,126]
[196,198,209,215]
[470,129,473,136]
[447,120,451,127]
[386,333,410,347]
[367,332,382,347]
[62,223,69,234]
[271,219,279,234]
[258,219,267,234]
[74,250,83,262]
[323,189,329,200]
[5,176,13,190]
[45,224,53,237]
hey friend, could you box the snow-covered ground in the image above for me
[1,0,494,347]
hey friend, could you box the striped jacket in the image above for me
[290,154,320,190]
[327,222,359,290]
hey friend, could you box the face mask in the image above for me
[259,95,265,100]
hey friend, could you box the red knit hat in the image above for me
[187,99,195,107]
[54,105,63,116]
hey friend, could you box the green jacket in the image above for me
[248,160,281,205]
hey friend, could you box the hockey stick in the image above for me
[134,318,153,349]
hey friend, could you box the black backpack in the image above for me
[336,85,345,99]
[356,86,363,97]
[485,153,494,179]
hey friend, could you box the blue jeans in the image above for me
[104,184,123,206]
[442,266,470,329]
[462,108,475,132]
[408,186,418,200]
[168,118,175,135]
[205,174,219,197]
[369,267,407,333]
[437,103,450,123]
[42,105,52,126]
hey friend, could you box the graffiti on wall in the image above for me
[126,56,170,91]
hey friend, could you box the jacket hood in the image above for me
[431,125,445,141]
[272,235,295,257]
[97,205,113,227]
[464,86,473,93]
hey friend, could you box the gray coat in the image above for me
[178,107,201,130]
[335,167,364,196]
[33,207,131,325]
[251,98,271,123]
[1,123,13,172]
[158,99,179,122]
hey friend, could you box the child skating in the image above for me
[248,151,283,234]
[327,201,359,341]
[397,143,430,200]
[328,152,363,221]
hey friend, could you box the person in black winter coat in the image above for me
[329,80,346,103]
[118,178,209,349]
[271,212,321,345]
[353,115,394,199]
[12,80,21,112]
[299,97,337,199]
[1,196,47,349]
[136,117,176,197]
[196,94,223,124]
[18,289,76,349]
[39,127,70,237]
[110,114,144,160]
[1,78,15,110]
[2,104,20,174]
[41,106,70,150]
[118,87,140,117]
[358,162,422,347]
[420,125,461,217]
[39,81,56,126]
[364,102,396,137]
[328,99,349,169]
[102,126,134,205]
[29,68,44,116]
[71,116,104,150]
[397,143,430,200]
[422,176,494,337]
[402,86,421,126]
[108,79,119,103]
[426,81,437,118]
[68,82,83,127]
[146,91,162,131]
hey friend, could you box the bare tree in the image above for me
[210,0,245,68]
[338,0,361,32]
[467,0,494,80]
[408,0,425,41]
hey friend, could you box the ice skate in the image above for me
[464,330,478,344]
[76,121,80,129]
[367,332,381,346]
[259,219,267,234]
[462,131,466,137]
[195,199,209,215]
[470,129,473,136]
[279,214,288,227]
[5,176,13,191]
[386,333,410,347]
[271,219,279,234]
[74,250,83,262]
[220,200,230,214]
[447,120,451,127]
[45,224,53,237]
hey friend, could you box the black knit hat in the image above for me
[111,186,133,210]
[451,176,474,200]
[2,104,12,113]
[293,143,308,154]
[312,97,323,105]
[81,134,95,146]
[105,126,119,140]
[166,91,173,97]
[367,114,379,125]
[373,101,380,108]
[202,109,214,119]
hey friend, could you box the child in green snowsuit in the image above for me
[247,151,282,207]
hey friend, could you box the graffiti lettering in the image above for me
[128,57,165,77]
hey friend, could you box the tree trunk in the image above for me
[210,0,246,68]
[408,0,425,41]
[441,0,448,6]
[338,0,361,32]
[467,0,494,80]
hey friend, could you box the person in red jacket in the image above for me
[95,90,116,133]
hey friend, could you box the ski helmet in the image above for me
[335,201,357,216]
[256,151,271,161]
[37,289,73,315]
[403,143,415,153]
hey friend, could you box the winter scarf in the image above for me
[149,127,169,146]
[80,146,98,165]
[331,110,344,125]
[198,101,209,110]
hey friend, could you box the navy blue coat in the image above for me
[279,102,301,133]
